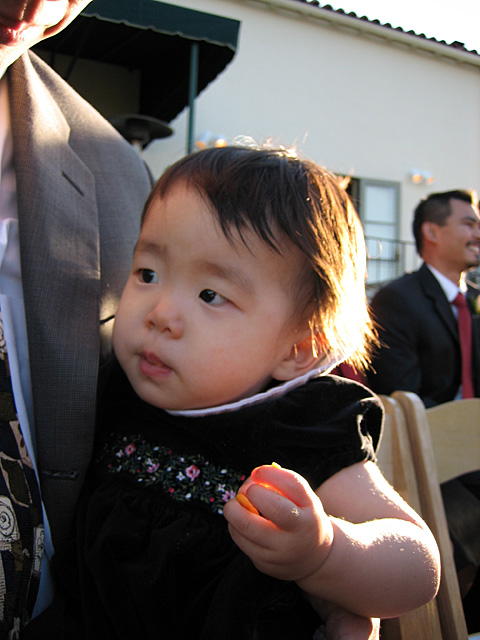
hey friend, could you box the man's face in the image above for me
[431,198,480,276]
[0,0,92,75]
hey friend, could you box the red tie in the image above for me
[453,292,474,399]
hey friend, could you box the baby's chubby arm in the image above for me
[223,463,440,619]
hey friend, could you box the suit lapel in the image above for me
[8,54,100,486]
[418,263,459,342]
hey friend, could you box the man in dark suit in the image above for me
[367,189,480,633]
[367,189,480,407]
[1,0,152,630]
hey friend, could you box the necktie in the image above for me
[0,310,43,633]
[453,292,475,399]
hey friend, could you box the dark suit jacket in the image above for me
[8,52,152,547]
[367,263,480,407]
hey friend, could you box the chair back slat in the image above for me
[377,395,443,640]
[425,398,480,483]
[393,391,469,640]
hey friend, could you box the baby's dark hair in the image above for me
[142,145,375,369]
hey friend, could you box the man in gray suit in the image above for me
[0,0,152,630]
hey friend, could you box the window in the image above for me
[348,178,410,286]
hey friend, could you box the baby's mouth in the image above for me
[140,351,173,377]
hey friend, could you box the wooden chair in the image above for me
[422,397,480,484]
[393,391,472,640]
[377,395,443,640]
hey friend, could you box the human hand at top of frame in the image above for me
[223,464,334,583]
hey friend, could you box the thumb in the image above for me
[250,464,317,508]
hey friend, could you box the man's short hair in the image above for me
[412,189,478,254]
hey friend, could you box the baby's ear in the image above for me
[272,334,322,381]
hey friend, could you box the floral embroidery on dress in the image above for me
[99,435,246,515]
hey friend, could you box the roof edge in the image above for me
[238,0,480,68]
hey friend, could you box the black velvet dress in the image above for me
[24,363,383,640]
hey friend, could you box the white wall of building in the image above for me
[143,0,480,250]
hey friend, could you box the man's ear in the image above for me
[422,222,438,244]
[272,334,322,381]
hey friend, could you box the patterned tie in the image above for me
[0,310,43,636]
[453,292,475,399]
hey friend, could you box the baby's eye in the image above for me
[139,269,158,284]
[199,289,227,306]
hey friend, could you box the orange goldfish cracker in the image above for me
[236,493,260,515]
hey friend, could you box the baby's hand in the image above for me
[309,597,380,640]
[223,464,334,583]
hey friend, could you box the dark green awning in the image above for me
[35,0,240,123]
[83,0,239,50]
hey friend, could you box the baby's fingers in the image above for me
[245,483,304,531]
[223,494,276,546]
[251,465,318,509]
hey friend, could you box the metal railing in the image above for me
[363,236,480,297]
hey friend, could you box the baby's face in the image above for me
[113,182,305,411]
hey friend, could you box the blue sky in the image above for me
[326,1,480,53]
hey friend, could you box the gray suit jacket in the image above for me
[8,52,152,546]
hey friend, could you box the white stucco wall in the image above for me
[143,0,480,246]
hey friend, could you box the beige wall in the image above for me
[143,0,480,250]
